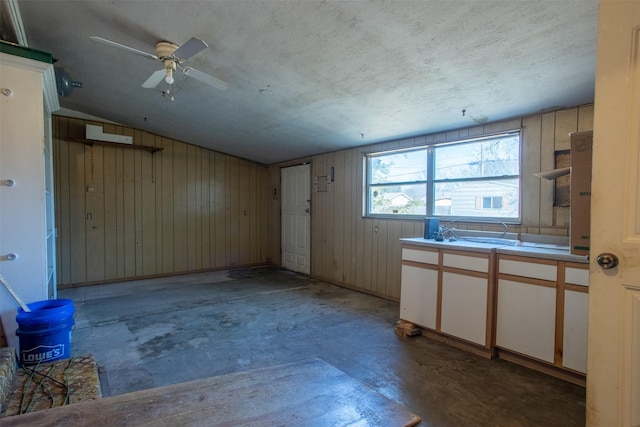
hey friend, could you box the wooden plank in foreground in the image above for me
[2,358,422,427]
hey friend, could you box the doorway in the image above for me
[281,164,311,274]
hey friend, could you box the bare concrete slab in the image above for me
[51,267,585,426]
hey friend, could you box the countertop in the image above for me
[400,237,589,264]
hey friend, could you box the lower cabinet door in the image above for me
[563,289,588,373]
[440,272,488,346]
[496,279,556,362]
[400,264,438,329]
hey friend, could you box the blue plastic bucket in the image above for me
[15,299,75,366]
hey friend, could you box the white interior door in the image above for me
[281,164,311,274]
[587,2,640,426]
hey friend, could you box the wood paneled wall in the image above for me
[54,105,593,295]
[270,104,594,300]
[53,116,269,286]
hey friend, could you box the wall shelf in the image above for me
[65,137,163,154]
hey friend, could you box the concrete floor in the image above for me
[60,266,585,427]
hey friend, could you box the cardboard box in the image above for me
[569,131,593,255]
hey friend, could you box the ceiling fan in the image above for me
[90,36,229,91]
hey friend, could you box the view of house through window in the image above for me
[366,132,520,221]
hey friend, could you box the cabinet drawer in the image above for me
[402,248,438,265]
[499,258,557,282]
[565,266,589,287]
[442,252,489,273]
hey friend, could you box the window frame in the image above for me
[364,131,522,223]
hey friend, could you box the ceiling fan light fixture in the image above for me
[164,59,176,85]
[165,68,174,85]
[164,59,176,84]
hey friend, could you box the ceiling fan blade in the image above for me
[142,69,167,88]
[173,37,208,61]
[183,67,229,91]
[90,36,158,60]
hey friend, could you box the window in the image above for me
[366,132,520,221]
[368,148,428,215]
[479,196,505,210]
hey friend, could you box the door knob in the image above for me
[596,253,619,269]
[304,208,310,213]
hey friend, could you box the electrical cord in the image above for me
[20,360,56,414]
[19,359,41,414]
[20,364,68,389]
[18,358,74,413]
[63,358,73,405]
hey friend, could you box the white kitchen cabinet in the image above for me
[399,247,439,329]
[563,289,588,373]
[496,278,557,362]
[440,251,492,346]
[0,46,59,350]
[441,272,489,346]
[564,265,589,287]
[402,247,438,265]
[44,115,57,299]
[496,254,589,380]
[400,243,495,356]
[498,257,557,281]
[561,262,589,374]
[399,239,589,381]
[400,264,438,329]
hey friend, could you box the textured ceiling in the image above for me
[8,0,598,164]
